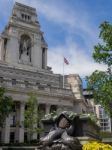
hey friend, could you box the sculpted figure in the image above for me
[19,35,31,63]
[40,112,82,150]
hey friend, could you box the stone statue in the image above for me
[19,35,31,63]
[39,112,82,150]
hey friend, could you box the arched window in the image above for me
[19,34,31,63]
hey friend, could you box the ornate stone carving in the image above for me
[39,112,82,150]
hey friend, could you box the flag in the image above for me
[64,57,69,65]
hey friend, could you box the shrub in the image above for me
[83,141,112,150]
[100,131,112,138]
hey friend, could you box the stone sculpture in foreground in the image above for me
[38,111,82,150]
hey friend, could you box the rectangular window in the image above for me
[25,81,29,88]
[10,132,15,143]
[0,77,3,83]
[42,48,45,69]
[0,132,1,143]
[10,115,16,127]
[12,79,16,85]
[24,132,28,143]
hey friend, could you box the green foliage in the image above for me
[24,93,43,142]
[93,21,112,67]
[87,21,112,117]
[43,111,98,126]
[100,131,112,138]
[44,111,58,121]
[0,87,13,127]
[87,70,112,116]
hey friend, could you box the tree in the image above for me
[24,93,43,142]
[0,87,13,127]
[87,21,112,117]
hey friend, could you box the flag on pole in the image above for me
[63,56,69,88]
[64,57,69,65]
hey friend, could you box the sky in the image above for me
[0,0,110,84]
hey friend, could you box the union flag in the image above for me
[64,57,69,65]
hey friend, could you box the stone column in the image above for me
[46,104,51,114]
[18,102,25,143]
[57,107,62,113]
[15,102,25,143]
[45,48,47,69]
[0,38,4,60]
[32,105,37,140]
[2,115,11,143]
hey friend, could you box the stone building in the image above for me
[95,105,112,132]
[83,89,112,133]
[0,2,90,143]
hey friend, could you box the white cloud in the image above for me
[14,0,98,42]
[48,38,106,77]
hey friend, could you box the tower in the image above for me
[0,2,47,70]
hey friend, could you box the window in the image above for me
[24,132,28,143]
[0,77,3,83]
[10,115,16,127]
[25,15,27,20]
[21,13,24,19]
[36,82,40,86]
[12,104,16,112]
[38,85,44,90]
[47,84,51,87]
[25,81,29,88]
[12,79,16,85]
[50,105,57,113]
[42,48,45,69]
[0,132,1,143]
[21,13,31,21]
[38,104,46,115]
[10,132,15,143]
[28,16,31,20]
[25,104,27,110]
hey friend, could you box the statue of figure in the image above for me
[19,35,31,63]
[39,112,82,150]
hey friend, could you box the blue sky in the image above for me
[0,0,109,80]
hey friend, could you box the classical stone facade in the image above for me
[0,2,91,143]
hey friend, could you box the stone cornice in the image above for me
[8,22,42,34]
[5,85,75,102]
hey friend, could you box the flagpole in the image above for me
[63,56,64,88]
